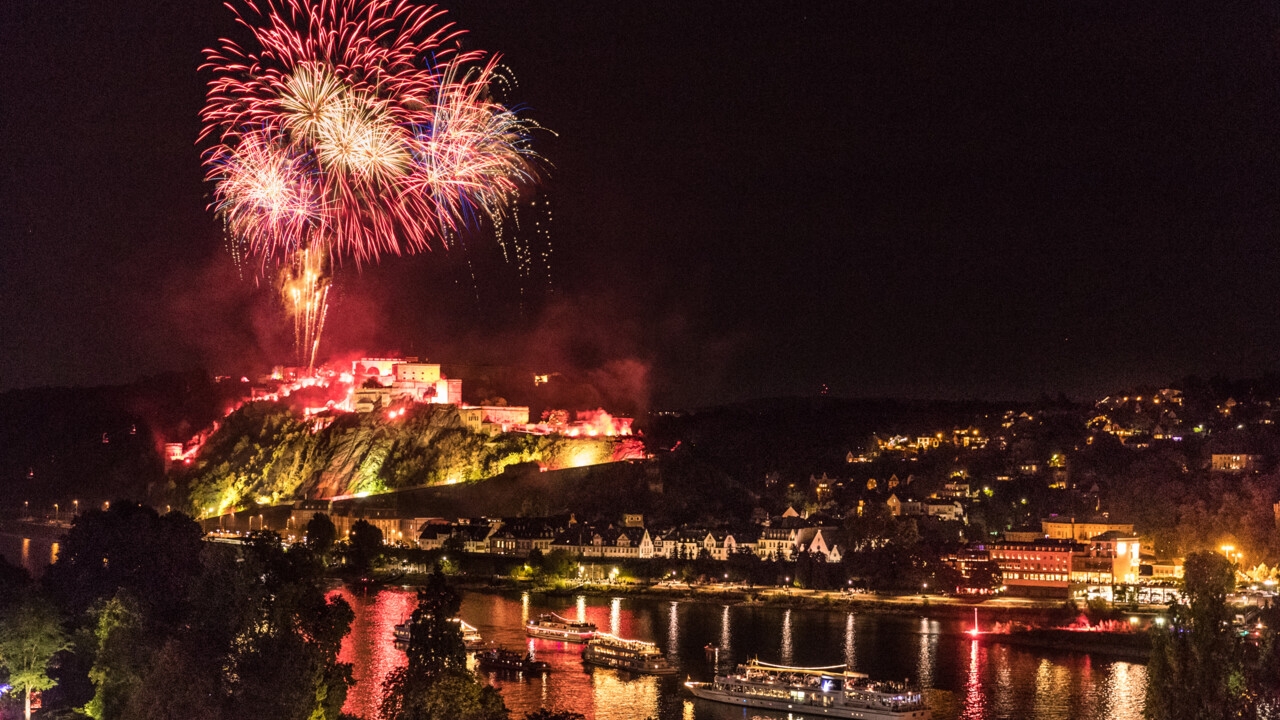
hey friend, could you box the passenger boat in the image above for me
[393,618,484,650]
[524,612,597,643]
[685,659,929,719]
[581,633,678,675]
[474,647,551,674]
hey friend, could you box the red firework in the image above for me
[201,0,540,264]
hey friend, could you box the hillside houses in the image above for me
[410,511,845,563]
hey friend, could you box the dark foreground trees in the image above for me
[11,502,356,720]
[381,567,507,720]
[1145,551,1280,720]
[10,502,593,720]
[0,593,69,720]
[379,568,589,720]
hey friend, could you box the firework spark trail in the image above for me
[201,0,547,368]
[282,247,331,369]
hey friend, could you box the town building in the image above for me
[551,525,654,559]
[981,539,1082,597]
[488,518,561,557]
[416,519,499,553]
[1210,453,1266,472]
[944,547,1001,595]
[1041,515,1134,543]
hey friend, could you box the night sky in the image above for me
[3,0,1280,408]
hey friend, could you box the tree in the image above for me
[381,568,506,720]
[384,669,507,720]
[0,598,70,720]
[0,556,31,608]
[348,519,384,574]
[119,538,354,720]
[1145,551,1247,720]
[539,549,575,578]
[526,548,545,569]
[402,568,466,679]
[441,535,466,555]
[965,560,1003,594]
[83,592,149,720]
[306,513,337,557]
[42,502,203,627]
[222,534,354,720]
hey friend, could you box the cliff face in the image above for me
[180,402,639,514]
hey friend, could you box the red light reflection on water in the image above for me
[962,639,987,720]
[330,587,415,720]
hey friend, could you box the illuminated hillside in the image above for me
[179,401,642,516]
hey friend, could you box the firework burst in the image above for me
[201,0,546,367]
[202,0,544,263]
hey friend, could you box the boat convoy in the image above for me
[394,611,930,718]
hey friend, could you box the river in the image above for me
[332,587,1147,720]
[0,534,1147,720]
[0,532,59,576]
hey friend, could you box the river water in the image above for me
[0,532,59,576]
[332,587,1147,720]
[0,535,1146,720]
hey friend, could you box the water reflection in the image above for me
[718,605,731,661]
[0,534,55,577]
[962,640,986,720]
[333,588,1149,720]
[1105,660,1146,718]
[917,618,938,688]
[843,612,856,669]
[667,602,680,661]
[780,608,793,665]
[331,587,414,720]
[588,670,661,719]
[576,595,586,622]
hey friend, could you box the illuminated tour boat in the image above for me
[685,659,930,719]
[580,633,678,675]
[524,612,597,643]
[394,618,484,649]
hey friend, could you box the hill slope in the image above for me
[178,402,639,514]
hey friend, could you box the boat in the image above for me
[393,618,484,650]
[581,633,678,675]
[685,659,929,719]
[524,612,597,643]
[474,647,551,674]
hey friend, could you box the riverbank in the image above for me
[977,628,1151,659]
[0,519,69,542]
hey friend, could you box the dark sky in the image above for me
[3,0,1280,408]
